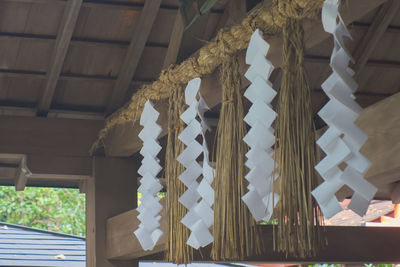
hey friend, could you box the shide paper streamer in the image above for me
[242,29,279,222]
[312,0,377,219]
[177,78,215,249]
[134,100,163,250]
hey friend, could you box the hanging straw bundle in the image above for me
[212,55,262,261]
[274,17,325,258]
[165,86,193,264]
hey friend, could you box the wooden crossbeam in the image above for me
[353,0,400,77]
[162,11,184,68]
[37,0,82,116]
[107,215,400,262]
[106,0,162,114]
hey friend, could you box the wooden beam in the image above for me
[0,116,103,158]
[225,0,247,26]
[162,11,184,68]
[332,93,400,200]
[37,0,83,116]
[0,117,100,187]
[14,155,29,191]
[107,221,400,262]
[353,0,400,77]
[107,198,166,260]
[101,0,387,157]
[106,0,162,114]
[0,153,92,188]
[357,93,400,185]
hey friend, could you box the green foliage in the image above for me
[0,186,85,236]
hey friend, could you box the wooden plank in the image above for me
[107,222,400,262]
[102,0,387,157]
[225,0,246,26]
[0,167,17,179]
[332,93,400,200]
[353,0,400,77]
[106,0,162,114]
[0,116,103,157]
[162,11,184,68]
[106,198,166,260]
[37,0,83,115]
[357,93,400,185]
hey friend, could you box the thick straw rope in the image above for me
[91,0,324,152]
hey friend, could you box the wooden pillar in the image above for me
[86,156,139,267]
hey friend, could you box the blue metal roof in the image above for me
[0,222,85,267]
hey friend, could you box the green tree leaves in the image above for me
[0,186,85,236]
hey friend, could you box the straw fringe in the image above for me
[211,55,262,261]
[90,0,324,153]
[273,17,325,258]
[165,86,193,264]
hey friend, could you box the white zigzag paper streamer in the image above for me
[177,78,215,249]
[312,0,377,219]
[241,29,279,222]
[134,100,164,250]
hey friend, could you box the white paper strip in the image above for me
[134,100,164,250]
[312,0,377,218]
[178,78,215,249]
[242,29,279,222]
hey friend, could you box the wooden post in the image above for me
[86,156,139,267]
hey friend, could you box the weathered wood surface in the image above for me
[0,116,102,187]
[107,223,400,262]
[106,0,162,114]
[37,0,83,115]
[107,198,166,260]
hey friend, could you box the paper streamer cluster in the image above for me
[134,100,164,250]
[312,0,377,219]
[177,78,215,249]
[241,29,279,222]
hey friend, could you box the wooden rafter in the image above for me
[353,0,400,77]
[37,0,82,116]
[106,0,162,114]
[225,0,246,26]
[162,11,184,68]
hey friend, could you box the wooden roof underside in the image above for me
[0,0,228,118]
[0,0,398,120]
[0,0,399,191]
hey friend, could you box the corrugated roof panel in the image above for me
[0,222,85,267]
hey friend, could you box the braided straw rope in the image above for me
[91,0,324,152]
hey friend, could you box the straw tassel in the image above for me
[274,18,325,258]
[212,55,261,261]
[165,87,193,264]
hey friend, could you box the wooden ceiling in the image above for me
[0,0,397,125]
[0,0,399,191]
[0,0,228,118]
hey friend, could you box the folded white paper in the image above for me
[134,100,164,251]
[242,29,279,222]
[177,78,215,249]
[312,0,377,219]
